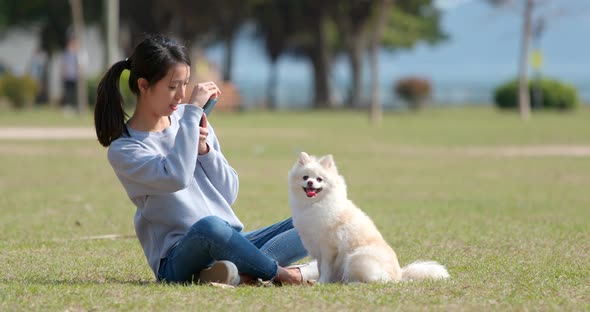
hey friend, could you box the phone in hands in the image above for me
[202,96,218,115]
[200,96,218,126]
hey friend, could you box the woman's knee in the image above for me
[189,216,233,240]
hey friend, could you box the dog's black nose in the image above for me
[307,181,313,187]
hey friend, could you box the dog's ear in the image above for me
[298,152,312,165]
[318,154,336,170]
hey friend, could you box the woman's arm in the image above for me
[108,106,203,194]
[197,125,239,205]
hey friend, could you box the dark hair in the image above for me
[94,34,191,147]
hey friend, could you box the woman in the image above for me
[94,34,316,286]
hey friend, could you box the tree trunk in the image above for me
[368,45,380,125]
[69,0,88,114]
[103,0,119,69]
[38,61,50,105]
[348,32,365,109]
[266,60,278,110]
[223,34,234,82]
[369,0,392,125]
[311,14,332,109]
[518,0,533,120]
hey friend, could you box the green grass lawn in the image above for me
[1,106,589,311]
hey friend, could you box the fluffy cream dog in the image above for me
[289,152,450,284]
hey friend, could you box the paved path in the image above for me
[0,127,94,140]
[0,127,589,157]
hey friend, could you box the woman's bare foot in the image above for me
[274,266,303,285]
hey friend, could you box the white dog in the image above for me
[289,152,450,284]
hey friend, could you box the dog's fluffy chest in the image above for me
[291,197,347,229]
[291,198,359,254]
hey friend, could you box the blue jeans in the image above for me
[157,216,308,283]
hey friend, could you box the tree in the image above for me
[308,5,335,109]
[201,0,252,82]
[487,0,537,120]
[282,1,338,109]
[248,1,341,109]
[0,1,101,109]
[250,0,445,112]
[488,0,582,119]
[251,0,297,109]
[69,0,88,114]
[382,1,447,49]
[368,0,446,124]
[103,0,119,69]
[120,0,250,83]
[332,0,446,112]
[368,0,392,125]
[372,0,445,124]
[119,0,176,53]
[0,1,102,56]
[332,0,373,109]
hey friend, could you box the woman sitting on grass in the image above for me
[93,34,317,286]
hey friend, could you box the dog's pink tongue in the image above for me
[306,190,316,197]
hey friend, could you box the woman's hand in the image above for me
[198,114,210,155]
[188,81,221,108]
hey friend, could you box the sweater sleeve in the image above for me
[197,125,239,205]
[108,105,203,195]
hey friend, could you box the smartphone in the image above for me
[200,96,218,126]
[202,97,218,116]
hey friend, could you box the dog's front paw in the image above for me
[317,275,330,284]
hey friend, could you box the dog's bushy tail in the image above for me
[401,261,450,281]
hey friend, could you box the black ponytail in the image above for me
[94,34,191,147]
[94,60,130,147]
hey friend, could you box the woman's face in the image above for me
[141,63,190,117]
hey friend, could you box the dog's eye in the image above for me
[316,177,323,182]
[302,175,309,180]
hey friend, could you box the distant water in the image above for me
[207,23,589,109]
[229,67,589,109]
[206,0,590,109]
[0,14,587,109]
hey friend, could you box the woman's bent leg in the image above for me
[158,216,277,283]
[242,218,308,266]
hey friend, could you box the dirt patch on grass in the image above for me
[0,127,94,140]
[454,145,590,157]
[1,127,589,157]
[373,145,590,157]
[0,143,100,157]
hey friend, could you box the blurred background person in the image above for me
[60,37,79,110]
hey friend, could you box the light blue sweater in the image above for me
[107,104,243,277]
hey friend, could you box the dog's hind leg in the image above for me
[342,252,392,283]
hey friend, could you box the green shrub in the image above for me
[87,69,135,107]
[394,77,432,110]
[494,78,579,110]
[0,74,39,109]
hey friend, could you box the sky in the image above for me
[411,0,590,83]
[207,0,590,106]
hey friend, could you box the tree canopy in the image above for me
[0,0,102,54]
[0,0,447,112]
